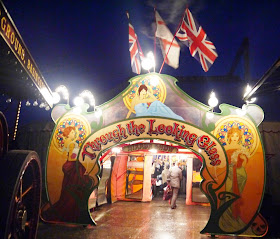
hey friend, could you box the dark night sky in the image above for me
[2,0,280,125]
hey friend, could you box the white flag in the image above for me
[155,11,180,69]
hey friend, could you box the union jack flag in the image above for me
[129,22,142,74]
[176,8,218,72]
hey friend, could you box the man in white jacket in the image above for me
[167,162,182,209]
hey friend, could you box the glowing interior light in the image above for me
[73,96,84,106]
[112,147,121,153]
[149,148,158,154]
[26,101,31,106]
[45,106,50,111]
[206,111,214,119]
[208,91,218,108]
[6,98,12,103]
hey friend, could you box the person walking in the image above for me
[168,162,182,209]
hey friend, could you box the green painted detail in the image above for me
[91,115,104,132]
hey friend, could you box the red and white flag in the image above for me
[129,22,142,74]
[176,8,218,72]
[155,11,180,69]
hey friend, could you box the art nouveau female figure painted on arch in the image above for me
[42,126,94,223]
[126,84,184,121]
[219,125,250,232]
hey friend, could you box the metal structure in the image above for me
[0,1,53,238]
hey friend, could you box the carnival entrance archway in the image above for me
[41,73,267,237]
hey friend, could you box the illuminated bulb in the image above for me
[244,84,252,98]
[52,92,61,104]
[246,97,257,104]
[142,51,155,71]
[45,106,50,111]
[55,85,69,101]
[33,100,38,106]
[80,90,95,107]
[208,92,218,108]
[6,98,12,103]
[39,103,45,108]
[73,96,84,106]
[89,98,95,107]
[142,58,152,70]
[63,91,69,100]
[26,101,31,106]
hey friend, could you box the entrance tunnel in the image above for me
[88,139,209,211]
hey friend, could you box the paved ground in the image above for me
[37,195,279,239]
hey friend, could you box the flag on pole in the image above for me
[128,20,142,74]
[176,8,218,72]
[155,11,180,69]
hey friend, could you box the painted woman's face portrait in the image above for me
[69,129,76,140]
[139,89,147,97]
[230,132,240,143]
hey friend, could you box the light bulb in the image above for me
[142,58,153,70]
[244,84,252,98]
[53,92,61,104]
[39,103,45,108]
[208,92,218,108]
[73,96,84,106]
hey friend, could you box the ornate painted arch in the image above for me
[41,73,267,237]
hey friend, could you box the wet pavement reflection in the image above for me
[37,196,248,239]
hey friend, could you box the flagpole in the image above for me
[126,11,149,73]
[153,6,157,73]
[159,9,186,74]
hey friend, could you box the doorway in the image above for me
[89,139,209,209]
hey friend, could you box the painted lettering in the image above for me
[146,119,157,136]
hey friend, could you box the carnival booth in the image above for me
[41,73,268,237]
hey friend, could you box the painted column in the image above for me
[142,155,152,201]
[186,157,193,205]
